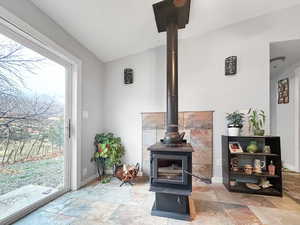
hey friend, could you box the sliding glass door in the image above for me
[0,27,71,223]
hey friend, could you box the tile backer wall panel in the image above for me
[142,111,213,180]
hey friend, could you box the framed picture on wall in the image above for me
[278,78,289,104]
[225,56,237,75]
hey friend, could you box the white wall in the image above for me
[271,63,300,172]
[104,5,300,181]
[0,0,104,183]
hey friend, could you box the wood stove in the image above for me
[149,143,193,220]
[148,0,193,221]
[150,143,192,190]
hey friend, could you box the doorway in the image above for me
[0,24,72,223]
[270,39,300,203]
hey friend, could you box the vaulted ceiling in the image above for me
[30,0,300,62]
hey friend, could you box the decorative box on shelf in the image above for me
[222,135,283,197]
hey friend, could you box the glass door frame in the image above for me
[0,9,80,225]
[152,154,188,185]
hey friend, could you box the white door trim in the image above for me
[0,6,82,190]
[294,70,300,172]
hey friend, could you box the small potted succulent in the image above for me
[248,108,266,136]
[226,111,245,136]
[91,133,124,180]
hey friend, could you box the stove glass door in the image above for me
[152,154,188,185]
[157,159,182,181]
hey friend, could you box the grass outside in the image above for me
[0,156,64,195]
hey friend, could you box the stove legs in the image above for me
[151,193,191,221]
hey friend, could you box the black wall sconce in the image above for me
[124,68,134,84]
[225,56,237,76]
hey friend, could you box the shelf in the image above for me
[222,135,283,197]
[230,171,280,178]
[224,135,280,138]
[230,152,280,157]
[229,183,282,196]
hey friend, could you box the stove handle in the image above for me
[183,170,212,184]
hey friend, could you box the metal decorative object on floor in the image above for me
[115,163,140,187]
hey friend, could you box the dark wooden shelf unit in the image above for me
[222,135,283,197]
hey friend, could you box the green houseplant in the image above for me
[226,111,245,136]
[91,133,124,179]
[248,108,266,136]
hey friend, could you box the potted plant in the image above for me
[226,111,245,136]
[248,108,266,136]
[91,133,124,180]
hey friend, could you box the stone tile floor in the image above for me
[283,171,300,203]
[0,185,57,221]
[13,177,300,225]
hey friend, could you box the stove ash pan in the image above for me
[148,143,193,194]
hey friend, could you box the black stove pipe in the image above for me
[153,0,191,145]
[164,22,181,144]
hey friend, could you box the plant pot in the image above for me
[254,129,265,136]
[228,127,240,136]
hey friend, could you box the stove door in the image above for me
[152,154,188,185]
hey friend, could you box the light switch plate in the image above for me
[82,111,89,119]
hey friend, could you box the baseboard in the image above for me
[80,174,98,188]
[212,176,223,183]
[80,169,116,188]
[283,163,298,172]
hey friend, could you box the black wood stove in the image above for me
[149,143,193,220]
[148,0,193,221]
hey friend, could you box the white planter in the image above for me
[228,127,240,136]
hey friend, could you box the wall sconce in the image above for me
[225,56,237,76]
[124,68,134,84]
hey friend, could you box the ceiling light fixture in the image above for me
[270,56,286,63]
[270,56,286,69]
